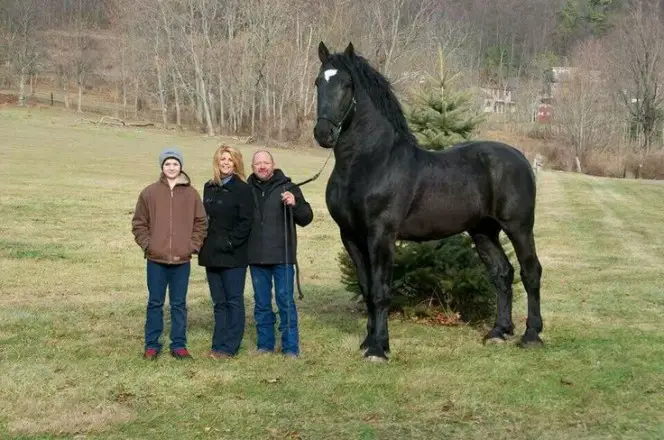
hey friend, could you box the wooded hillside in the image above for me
[2,0,663,177]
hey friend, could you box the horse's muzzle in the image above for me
[313,119,339,149]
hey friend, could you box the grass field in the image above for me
[2,106,664,439]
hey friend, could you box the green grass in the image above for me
[1,106,664,439]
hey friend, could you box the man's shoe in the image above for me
[208,350,232,359]
[143,348,159,360]
[170,348,193,359]
[255,348,273,355]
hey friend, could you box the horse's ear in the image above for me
[344,42,355,57]
[318,42,329,63]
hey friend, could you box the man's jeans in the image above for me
[206,266,247,356]
[249,264,299,355]
[144,260,190,352]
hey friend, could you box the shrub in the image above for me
[338,234,511,324]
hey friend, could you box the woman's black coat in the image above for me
[198,175,254,268]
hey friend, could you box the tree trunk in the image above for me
[251,91,256,137]
[114,82,119,118]
[172,78,181,129]
[219,75,225,134]
[120,51,127,118]
[155,54,168,129]
[202,80,215,136]
[299,26,313,125]
[158,0,180,128]
[230,94,236,133]
[77,77,83,113]
[18,70,26,106]
[575,156,583,173]
[63,79,70,109]
[134,80,139,119]
[272,88,277,136]
[239,90,245,133]
[195,76,203,125]
[643,127,653,153]
[259,87,264,125]
[279,93,285,140]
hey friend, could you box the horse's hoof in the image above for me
[518,329,544,348]
[484,337,506,345]
[483,328,507,344]
[363,346,388,361]
[518,338,544,348]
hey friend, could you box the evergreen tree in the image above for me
[405,46,485,151]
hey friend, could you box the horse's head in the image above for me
[313,41,356,149]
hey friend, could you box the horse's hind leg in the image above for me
[506,227,543,348]
[470,224,515,343]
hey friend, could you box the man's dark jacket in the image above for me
[198,175,254,268]
[247,169,313,265]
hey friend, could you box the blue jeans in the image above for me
[206,266,247,356]
[250,264,299,355]
[144,260,190,352]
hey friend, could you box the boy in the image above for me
[131,147,207,360]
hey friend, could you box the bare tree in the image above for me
[608,0,664,152]
[155,0,183,128]
[360,0,437,81]
[171,0,216,135]
[2,0,42,106]
[64,0,101,113]
[555,39,613,163]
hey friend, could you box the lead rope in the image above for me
[294,149,333,187]
[283,186,295,350]
[284,204,303,300]
[287,149,333,301]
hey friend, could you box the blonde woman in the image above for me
[198,145,254,358]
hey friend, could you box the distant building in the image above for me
[480,79,518,113]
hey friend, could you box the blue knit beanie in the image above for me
[159,147,183,169]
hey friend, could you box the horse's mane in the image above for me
[327,52,411,136]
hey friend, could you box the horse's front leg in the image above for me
[364,228,395,361]
[340,232,375,351]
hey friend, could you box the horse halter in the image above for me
[317,95,357,141]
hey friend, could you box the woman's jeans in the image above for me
[205,266,247,355]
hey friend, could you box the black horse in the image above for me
[313,42,543,361]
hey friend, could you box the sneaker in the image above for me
[283,352,299,359]
[143,348,159,360]
[170,348,193,359]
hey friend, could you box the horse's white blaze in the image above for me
[324,69,338,82]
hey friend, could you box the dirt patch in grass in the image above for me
[0,93,18,105]
[8,401,135,436]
